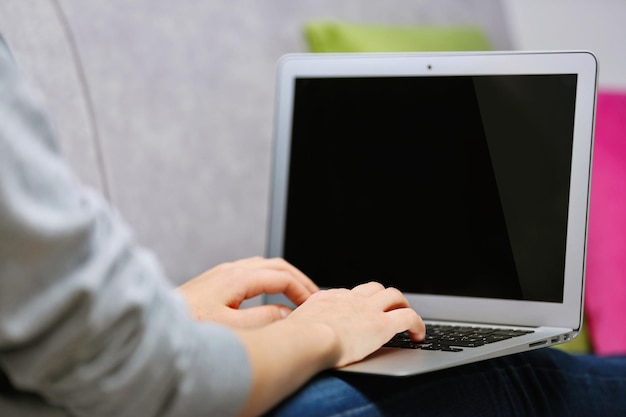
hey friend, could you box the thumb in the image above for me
[234,304,293,328]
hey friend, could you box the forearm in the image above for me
[235,319,339,417]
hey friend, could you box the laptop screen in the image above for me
[282,74,578,303]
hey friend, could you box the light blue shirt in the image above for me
[0,36,251,417]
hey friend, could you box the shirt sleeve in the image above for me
[0,36,251,417]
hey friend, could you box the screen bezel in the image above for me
[267,51,597,330]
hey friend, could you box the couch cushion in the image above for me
[1,0,513,284]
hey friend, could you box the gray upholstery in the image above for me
[0,0,512,284]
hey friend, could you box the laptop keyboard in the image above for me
[384,324,535,352]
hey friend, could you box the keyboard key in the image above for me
[384,325,535,352]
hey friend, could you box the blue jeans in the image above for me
[265,349,626,417]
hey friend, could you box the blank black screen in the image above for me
[283,74,577,302]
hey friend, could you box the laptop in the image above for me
[265,51,598,376]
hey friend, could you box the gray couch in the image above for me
[0,0,512,285]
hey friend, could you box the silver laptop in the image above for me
[265,51,597,376]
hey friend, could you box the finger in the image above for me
[351,281,386,296]
[239,268,316,306]
[228,304,293,328]
[370,287,412,311]
[385,308,426,341]
[262,257,320,293]
[235,257,320,294]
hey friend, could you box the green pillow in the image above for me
[304,21,492,53]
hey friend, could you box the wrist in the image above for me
[287,318,341,370]
[264,317,341,371]
[233,318,340,417]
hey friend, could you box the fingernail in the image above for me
[279,307,291,318]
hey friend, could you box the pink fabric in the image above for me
[585,90,626,356]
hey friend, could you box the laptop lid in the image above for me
[267,51,597,332]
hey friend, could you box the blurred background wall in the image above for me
[503,0,626,90]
